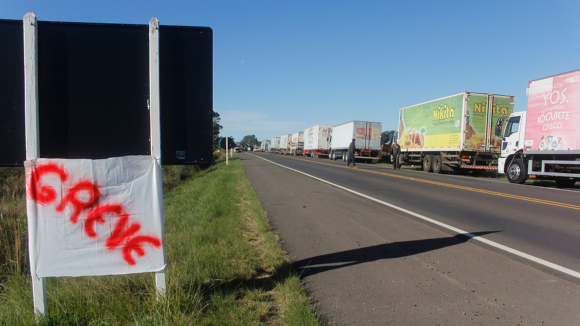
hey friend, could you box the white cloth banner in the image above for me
[25,156,165,277]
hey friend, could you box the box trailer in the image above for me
[499,69,580,187]
[290,132,305,156]
[397,92,514,173]
[270,137,280,153]
[329,121,382,161]
[260,140,270,152]
[279,134,292,155]
[304,124,334,158]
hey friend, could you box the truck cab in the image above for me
[501,112,526,157]
[381,131,397,162]
[498,112,526,181]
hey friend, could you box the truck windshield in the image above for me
[504,116,520,138]
[384,133,392,144]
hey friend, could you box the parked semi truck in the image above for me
[279,134,291,155]
[303,124,333,157]
[260,140,270,152]
[397,92,513,173]
[329,121,382,161]
[290,132,304,156]
[270,137,280,153]
[499,69,580,187]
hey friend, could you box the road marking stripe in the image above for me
[282,155,580,211]
[250,153,580,280]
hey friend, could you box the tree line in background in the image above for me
[213,112,233,151]
[239,135,260,149]
[213,111,260,150]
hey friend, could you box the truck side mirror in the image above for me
[495,118,504,137]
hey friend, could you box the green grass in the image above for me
[0,154,320,325]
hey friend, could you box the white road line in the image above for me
[250,153,580,280]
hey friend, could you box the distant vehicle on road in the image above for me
[290,132,304,156]
[304,125,333,158]
[329,121,382,162]
[260,140,270,152]
[279,134,291,155]
[270,137,280,154]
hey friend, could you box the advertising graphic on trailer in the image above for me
[526,70,580,151]
[398,95,463,149]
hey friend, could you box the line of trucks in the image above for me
[260,69,580,187]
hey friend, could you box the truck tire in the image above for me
[343,151,348,162]
[555,178,576,188]
[432,155,443,174]
[331,151,335,161]
[507,158,526,184]
[423,155,433,172]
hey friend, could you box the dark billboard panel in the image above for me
[0,20,26,166]
[37,22,151,160]
[2,21,213,165]
[160,26,213,165]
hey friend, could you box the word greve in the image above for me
[27,162,161,265]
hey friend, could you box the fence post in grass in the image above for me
[149,17,167,299]
[23,12,47,317]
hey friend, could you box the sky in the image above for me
[3,0,580,143]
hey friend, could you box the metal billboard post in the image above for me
[23,12,47,317]
[149,17,166,299]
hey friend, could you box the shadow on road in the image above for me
[294,231,500,277]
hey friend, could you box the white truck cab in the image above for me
[498,112,526,175]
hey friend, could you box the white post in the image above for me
[231,147,233,158]
[149,17,166,299]
[24,12,47,317]
[226,137,229,165]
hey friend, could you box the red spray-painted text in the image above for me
[27,162,161,265]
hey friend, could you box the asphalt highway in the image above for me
[240,152,580,325]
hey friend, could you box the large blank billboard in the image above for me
[160,26,213,165]
[0,20,26,166]
[1,20,213,166]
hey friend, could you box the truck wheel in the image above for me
[507,158,526,184]
[555,178,576,188]
[330,151,335,160]
[423,155,433,172]
[343,151,348,162]
[432,155,442,174]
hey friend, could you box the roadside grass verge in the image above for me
[0,154,320,325]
